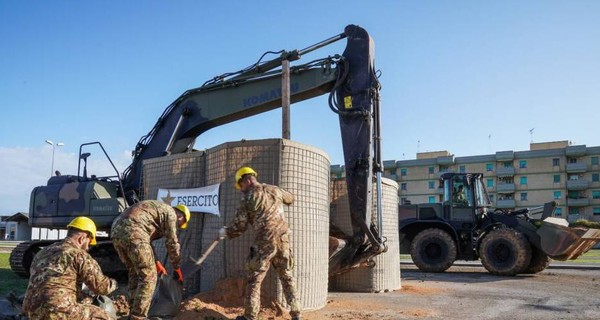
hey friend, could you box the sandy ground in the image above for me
[3,264,598,319]
[171,264,600,320]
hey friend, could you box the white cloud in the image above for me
[0,146,131,215]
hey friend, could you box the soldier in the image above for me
[22,216,118,320]
[111,200,190,320]
[219,167,301,320]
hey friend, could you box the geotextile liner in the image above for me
[144,138,330,311]
[329,177,401,292]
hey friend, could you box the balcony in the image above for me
[437,156,454,165]
[496,183,516,193]
[567,198,589,207]
[496,167,515,177]
[496,151,515,161]
[496,199,516,208]
[566,180,590,190]
[565,145,587,157]
[566,163,588,173]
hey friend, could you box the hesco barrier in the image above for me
[145,138,330,311]
[329,177,401,292]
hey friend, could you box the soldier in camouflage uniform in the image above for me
[22,216,118,320]
[219,167,301,320]
[111,200,190,320]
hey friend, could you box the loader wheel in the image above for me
[523,246,551,274]
[480,228,531,276]
[410,228,457,273]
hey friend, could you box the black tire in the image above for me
[523,246,551,274]
[410,228,457,272]
[480,228,532,276]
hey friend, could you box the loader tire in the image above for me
[410,228,456,273]
[480,228,531,276]
[523,246,550,274]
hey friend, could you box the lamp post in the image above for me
[45,140,64,177]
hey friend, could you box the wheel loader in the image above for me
[399,172,600,276]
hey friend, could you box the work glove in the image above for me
[173,268,184,284]
[218,227,227,240]
[155,261,167,276]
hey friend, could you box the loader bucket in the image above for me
[537,217,600,261]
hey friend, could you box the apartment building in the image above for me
[331,141,600,223]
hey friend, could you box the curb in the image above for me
[400,260,600,270]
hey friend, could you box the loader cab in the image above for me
[440,173,492,226]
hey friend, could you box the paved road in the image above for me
[303,264,600,320]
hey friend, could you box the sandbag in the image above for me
[148,274,183,319]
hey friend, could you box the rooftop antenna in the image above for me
[417,140,420,153]
[529,128,535,143]
[488,134,492,153]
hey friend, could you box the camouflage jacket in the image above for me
[111,200,181,268]
[22,237,117,314]
[226,183,294,243]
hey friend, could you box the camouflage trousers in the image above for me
[113,238,157,319]
[244,233,301,320]
[26,302,116,320]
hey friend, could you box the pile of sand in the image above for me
[175,277,290,320]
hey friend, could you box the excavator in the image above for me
[11,24,386,278]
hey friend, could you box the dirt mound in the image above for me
[175,277,290,320]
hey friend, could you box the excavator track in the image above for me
[9,241,53,278]
[10,240,127,279]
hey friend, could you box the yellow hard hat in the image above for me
[67,216,97,245]
[174,204,191,229]
[235,166,257,190]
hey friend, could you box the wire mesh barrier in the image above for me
[329,177,401,292]
[146,139,330,310]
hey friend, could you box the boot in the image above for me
[292,316,301,320]
[235,316,248,320]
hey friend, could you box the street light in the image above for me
[45,140,64,177]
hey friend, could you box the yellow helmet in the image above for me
[174,204,191,229]
[235,166,257,190]
[67,216,97,245]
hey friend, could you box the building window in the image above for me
[520,192,528,201]
[428,196,435,203]
[489,194,495,202]
[503,161,513,168]
[593,207,600,215]
[552,158,560,166]
[400,197,408,205]
[428,166,434,174]
[459,165,466,173]
[570,207,580,215]
[555,207,562,216]
[592,156,599,165]
[401,168,407,176]
[593,173,600,182]
[401,183,407,191]
[553,191,561,200]
[487,178,494,188]
[593,190,600,199]
[519,160,527,168]
[553,175,560,183]
[428,181,435,189]
[520,176,528,185]
[486,163,493,172]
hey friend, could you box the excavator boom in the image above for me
[20,24,386,278]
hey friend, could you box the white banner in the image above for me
[157,184,220,216]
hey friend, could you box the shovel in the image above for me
[148,238,221,319]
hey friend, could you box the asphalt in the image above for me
[400,259,600,270]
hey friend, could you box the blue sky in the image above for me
[1,1,599,214]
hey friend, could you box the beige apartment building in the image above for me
[332,140,600,223]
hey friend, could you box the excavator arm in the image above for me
[23,25,386,278]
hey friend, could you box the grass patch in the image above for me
[0,253,29,296]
